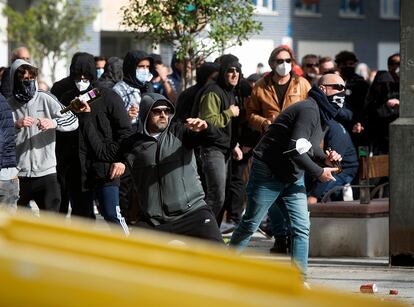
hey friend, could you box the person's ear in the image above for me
[319,84,326,94]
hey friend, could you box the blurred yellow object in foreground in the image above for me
[0,210,406,307]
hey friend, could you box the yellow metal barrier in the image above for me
[0,210,406,307]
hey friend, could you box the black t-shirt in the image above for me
[274,79,291,108]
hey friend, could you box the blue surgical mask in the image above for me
[75,79,90,92]
[136,68,153,83]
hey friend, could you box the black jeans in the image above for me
[201,149,229,221]
[136,206,224,243]
[220,156,249,224]
[18,173,61,212]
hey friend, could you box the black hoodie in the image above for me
[199,54,241,155]
[122,50,154,93]
[51,52,97,105]
[120,93,220,225]
[253,87,336,183]
[95,57,123,89]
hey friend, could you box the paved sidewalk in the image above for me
[224,232,414,306]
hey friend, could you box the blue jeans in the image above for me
[230,158,310,274]
[70,185,129,235]
[310,171,356,200]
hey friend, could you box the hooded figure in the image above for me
[174,62,219,122]
[113,50,155,127]
[118,93,222,241]
[197,54,242,221]
[122,50,154,92]
[51,52,97,105]
[95,57,124,89]
[7,60,78,212]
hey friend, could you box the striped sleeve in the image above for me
[42,91,79,132]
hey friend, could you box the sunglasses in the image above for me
[151,107,171,116]
[305,63,319,68]
[322,84,346,91]
[274,58,292,65]
[226,67,240,74]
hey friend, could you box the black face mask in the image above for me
[327,91,346,108]
[14,79,36,103]
[341,66,355,79]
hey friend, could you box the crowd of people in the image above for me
[0,45,399,276]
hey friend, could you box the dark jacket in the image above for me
[121,93,219,226]
[0,93,17,169]
[0,67,12,98]
[77,88,132,190]
[51,53,98,188]
[254,87,339,183]
[199,54,241,155]
[174,62,219,122]
[364,70,399,154]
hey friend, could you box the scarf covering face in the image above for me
[14,78,36,103]
[308,86,341,126]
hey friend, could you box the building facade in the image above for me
[0,0,400,82]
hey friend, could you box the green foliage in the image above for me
[3,0,96,82]
[121,0,262,88]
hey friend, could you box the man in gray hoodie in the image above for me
[7,60,79,212]
[79,92,223,242]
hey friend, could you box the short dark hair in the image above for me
[16,64,38,79]
[319,56,332,65]
[94,56,107,62]
[387,53,400,66]
[301,54,319,65]
[335,51,358,65]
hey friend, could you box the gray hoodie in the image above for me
[7,60,79,177]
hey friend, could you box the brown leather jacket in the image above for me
[247,73,311,133]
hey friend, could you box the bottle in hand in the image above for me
[327,147,342,174]
[60,88,101,114]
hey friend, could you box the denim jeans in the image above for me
[0,178,19,213]
[310,171,356,201]
[201,149,229,220]
[230,158,310,274]
[70,185,129,235]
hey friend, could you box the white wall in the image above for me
[226,39,275,77]
[297,40,354,64]
[378,42,400,70]
[0,1,8,66]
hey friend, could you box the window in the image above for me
[294,0,321,17]
[380,0,399,19]
[253,0,278,14]
[339,0,365,18]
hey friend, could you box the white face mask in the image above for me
[395,67,400,76]
[136,68,153,83]
[275,62,292,77]
[96,68,104,79]
[75,79,90,92]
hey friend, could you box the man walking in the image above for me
[230,73,344,275]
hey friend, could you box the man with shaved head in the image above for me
[0,47,31,98]
[230,73,344,277]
